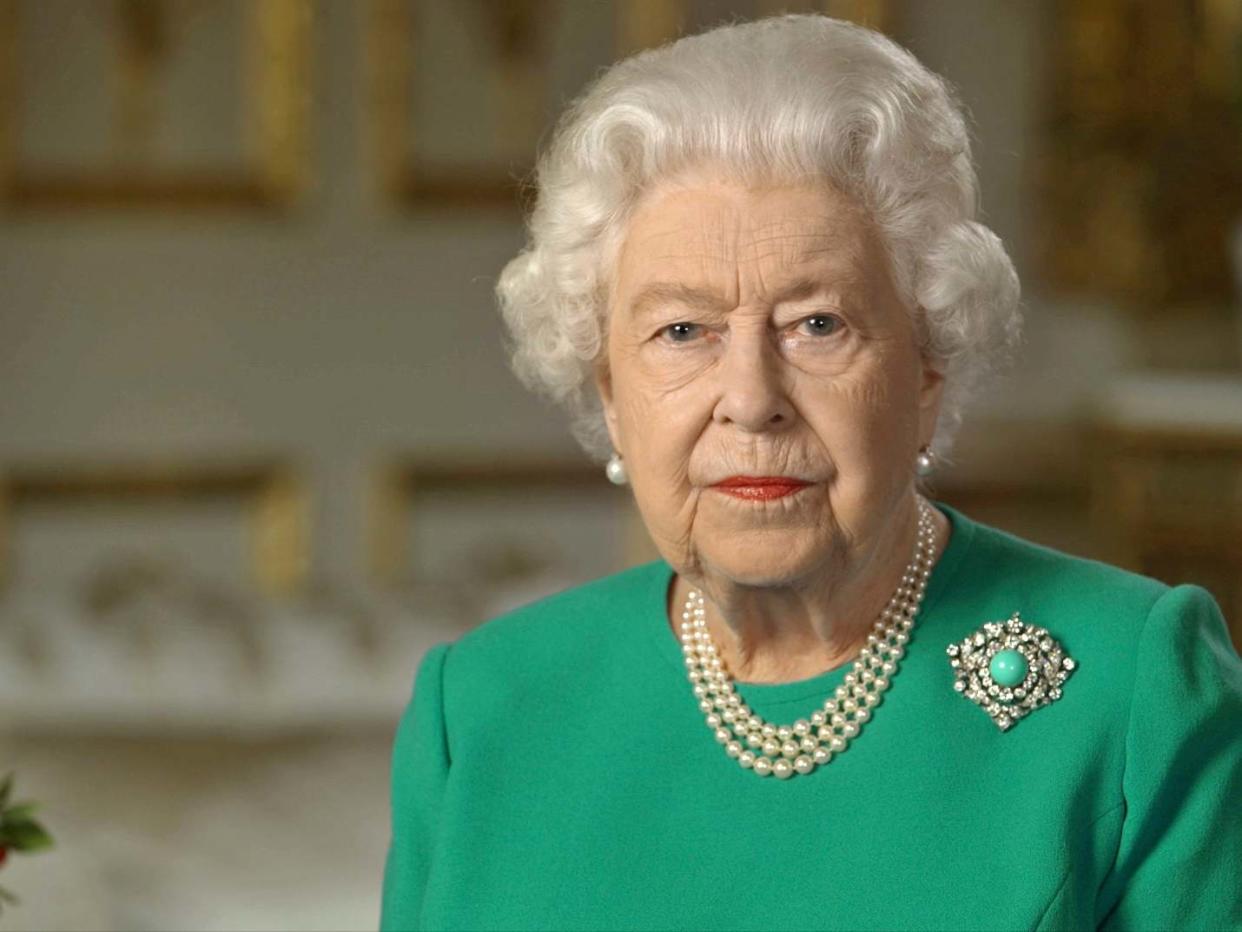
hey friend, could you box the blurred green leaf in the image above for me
[0,820,53,851]
[0,774,12,811]
[1,803,39,822]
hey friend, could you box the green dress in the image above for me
[379,501,1242,931]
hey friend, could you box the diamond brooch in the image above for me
[946,613,1076,731]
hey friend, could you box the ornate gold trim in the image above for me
[1034,0,1242,310]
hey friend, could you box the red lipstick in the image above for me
[711,476,811,501]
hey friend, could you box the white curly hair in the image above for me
[496,13,1021,465]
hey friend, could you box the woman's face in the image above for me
[595,172,944,590]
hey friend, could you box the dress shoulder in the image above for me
[961,514,1169,602]
[452,559,668,655]
[1094,582,1242,930]
[943,510,1173,644]
[435,559,670,714]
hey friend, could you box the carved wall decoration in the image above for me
[1036,0,1242,312]
[0,0,311,211]
[0,460,310,596]
[0,460,483,734]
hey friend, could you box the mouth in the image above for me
[709,476,812,501]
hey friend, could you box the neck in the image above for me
[669,494,949,684]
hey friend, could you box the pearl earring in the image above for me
[606,452,628,485]
[915,446,937,477]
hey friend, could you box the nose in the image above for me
[711,327,795,432]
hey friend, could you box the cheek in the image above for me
[614,391,703,553]
[612,356,712,460]
[608,371,705,534]
[627,410,699,491]
[803,361,918,460]
[628,343,716,404]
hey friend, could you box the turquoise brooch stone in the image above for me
[946,612,1077,731]
[989,649,1028,687]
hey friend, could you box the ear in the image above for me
[916,352,947,447]
[593,361,624,454]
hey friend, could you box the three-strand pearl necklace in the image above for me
[679,496,938,779]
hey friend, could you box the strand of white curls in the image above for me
[496,13,1022,466]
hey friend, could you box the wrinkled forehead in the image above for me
[611,176,878,301]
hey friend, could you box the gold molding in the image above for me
[370,0,686,209]
[0,460,310,595]
[0,0,312,212]
[251,0,313,204]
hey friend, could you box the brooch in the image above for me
[946,612,1077,731]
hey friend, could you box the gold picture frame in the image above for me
[0,460,310,595]
[367,0,892,209]
[0,0,312,211]
[368,457,656,591]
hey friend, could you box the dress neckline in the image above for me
[643,499,978,708]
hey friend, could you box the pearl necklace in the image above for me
[679,496,938,779]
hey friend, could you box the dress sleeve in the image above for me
[380,641,452,932]
[1097,584,1242,931]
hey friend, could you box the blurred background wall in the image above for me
[0,1,1239,928]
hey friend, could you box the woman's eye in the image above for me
[799,314,843,337]
[661,322,703,343]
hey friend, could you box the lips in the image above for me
[711,476,811,501]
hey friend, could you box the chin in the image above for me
[701,535,829,588]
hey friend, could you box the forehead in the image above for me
[613,177,875,292]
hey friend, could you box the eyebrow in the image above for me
[626,277,836,320]
[627,282,727,320]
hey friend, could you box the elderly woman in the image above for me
[380,14,1241,932]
